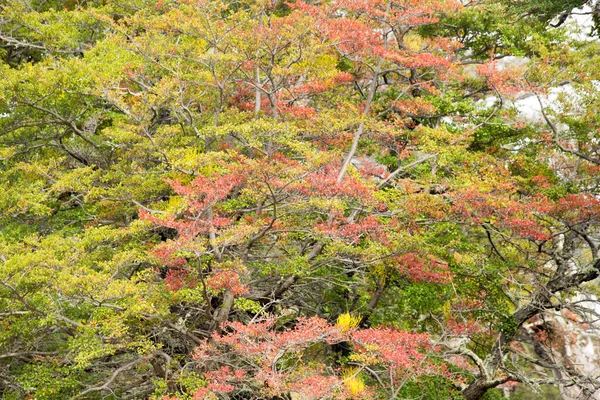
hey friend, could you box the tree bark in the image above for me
[462,378,493,400]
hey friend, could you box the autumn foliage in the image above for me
[2,0,600,399]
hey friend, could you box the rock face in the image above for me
[497,16,600,397]
[519,298,600,400]
[557,299,600,399]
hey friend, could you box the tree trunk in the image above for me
[462,378,491,400]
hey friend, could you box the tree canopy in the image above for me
[1,0,600,399]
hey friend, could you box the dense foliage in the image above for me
[1,0,600,399]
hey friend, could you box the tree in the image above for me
[1,0,600,399]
